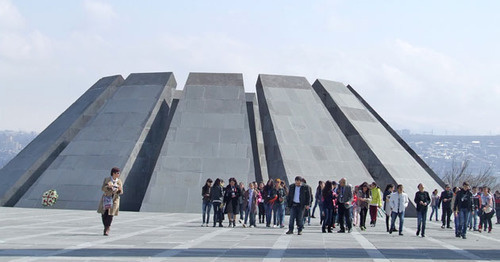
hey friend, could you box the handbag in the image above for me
[103,195,113,210]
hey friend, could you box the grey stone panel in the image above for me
[257,74,372,187]
[14,73,176,210]
[141,73,255,213]
[345,84,445,188]
[312,79,444,216]
[0,75,124,207]
[246,93,269,183]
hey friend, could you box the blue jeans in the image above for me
[244,206,257,226]
[288,204,305,232]
[265,203,273,226]
[468,209,478,230]
[458,208,471,237]
[274,203,285,226]
[417,209,427,235]
[322,208,333,230]
[202,201,211,224]
[390,211,404,233]
[454,213,459,235]
[312,198,320,217]
[429,205,439,221]
[212,202,222,224]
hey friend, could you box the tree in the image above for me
[442,159,499,192]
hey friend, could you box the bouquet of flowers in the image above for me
[42,189,59,207]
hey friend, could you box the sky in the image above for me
[0,0,499,135]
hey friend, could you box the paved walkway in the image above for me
[0,207,499,261]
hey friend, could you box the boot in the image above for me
[328,226,333,233]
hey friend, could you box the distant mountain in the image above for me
[0,130,38,168]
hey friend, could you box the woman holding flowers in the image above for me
[97,167,123,236]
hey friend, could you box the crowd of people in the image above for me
[199,175,500,238]
[92,166,500,238]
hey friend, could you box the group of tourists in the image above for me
[430,183,498,239]
[93,166,499,239]
[199,176,500,238]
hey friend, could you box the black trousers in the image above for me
[359,207,368,228]
[338,204,352,231]
[442,207,451,227]
[102,211,113,228]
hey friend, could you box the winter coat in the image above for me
[242,188,258,213]
[97,177,123,216]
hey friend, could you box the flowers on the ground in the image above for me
[42,189,58,207]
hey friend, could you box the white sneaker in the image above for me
[250,225,254,228]
[205,224,209,227]
[242,224,247,228]
[273,225,277,228]
[201,224,205,227]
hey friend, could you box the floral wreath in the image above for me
[42,189,59,207]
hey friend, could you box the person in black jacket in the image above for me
[286,176,311,235]
[224,177,241,227]
[414,183,431,237]
[321,181,335,233]
[439,185,453,229]
[210,178,224,227]
[201,178,213,227]
[454,182,473,239]
[263,179,277,227]
[312,181,324,219]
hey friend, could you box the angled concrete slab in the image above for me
[0,75,124,206]
[141,73,255,212]
[312,79,444,215]
[14,73,176,210]
[256,74,372,186]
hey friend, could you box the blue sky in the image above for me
[1,0,499,135]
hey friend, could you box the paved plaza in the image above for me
[0,207,499,261]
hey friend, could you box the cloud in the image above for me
[0,0,25,31]
[83,0,117,23]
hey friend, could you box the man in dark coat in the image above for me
[286,176,311,235]
[439,184,453,229]
[454,182,473,239]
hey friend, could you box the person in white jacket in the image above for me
[389,184,409,236]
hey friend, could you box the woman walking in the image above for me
[369,182,382,227]
[263,179,277,227]
[414,183,431,237]
[243,182,258,228]
[274,179,286,228]
[312,181,324,219]
[429,189,440,221]
[480,187,494,233]
[357,182,372,231]
[258,182,266,224]
[210,178,224,227]
[201,178,213,227]
[239,182,246,224]
[224,177,241,227]
[321,181,335,233]
[97,167,123,236]
[383,184,394,232]
[389,184,409,236]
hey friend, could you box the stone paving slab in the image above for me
[0,207,499,261]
